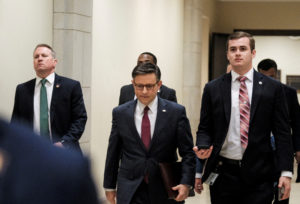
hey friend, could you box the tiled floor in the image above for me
[186,162,300,204]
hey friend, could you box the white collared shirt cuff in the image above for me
[195,173,202,179]
[281,171,293,178]
[105,188,116,191]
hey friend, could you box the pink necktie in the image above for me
[238,76,250,149]
[141,106,151,150]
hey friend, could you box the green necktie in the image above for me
[40,78,49,138]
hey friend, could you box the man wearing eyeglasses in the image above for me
[118,52,177,105]
[104,62,195,204]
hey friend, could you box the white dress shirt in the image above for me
[134,96,158,138]
[219,68,292,178]
[106,96,158,191]
[33,72,54,137]
[220,68,253,160]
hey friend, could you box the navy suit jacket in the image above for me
[118,84,177,105]
[11,74,87,152]
[196,70,294,184]
[283,85,300,152]
[104,97,195,204]
[0,119,98,204]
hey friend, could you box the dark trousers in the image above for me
[130,181,151,204]
[210,157,273,204]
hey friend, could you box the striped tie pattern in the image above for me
[238,76,250,149]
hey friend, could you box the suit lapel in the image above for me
[249,71,264,124]
[28,79,36,124]
[50,74,62,123]
[149,98,168,151]
[126,100,147,151]
[221,73,232,124]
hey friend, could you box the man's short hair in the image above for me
[34,44,56,58]
[257,58,278,71]
[226,31,255,51]
[132,62,161,81]
[140,52,157,65]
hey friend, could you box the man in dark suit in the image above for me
[194,64,233,195]
[104,63,195,204]
[194,32,294,204]
[0,118,98,204]
[118,52,177,105]
[258,58,300,204]
[11,44,87,153]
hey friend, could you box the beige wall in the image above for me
[202,0,218,32]
[253,36,300,83]
[215,2,300,33]
[91,0,184,197]
[0,0,53,119]
[253,36,300,101]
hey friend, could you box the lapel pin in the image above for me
[56,84,60,88]
[162,109,166,112]
[259,81,262,85]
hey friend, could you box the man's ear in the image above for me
[157,80,162,88]
[251,49,256,59]
[53,58,58,66]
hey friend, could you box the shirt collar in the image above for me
[231,68,254,82]
[137,96,158,114]
[35,72,55,86]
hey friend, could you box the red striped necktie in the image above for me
[238,76,250,149]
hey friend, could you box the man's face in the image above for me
[227,37,256,72]
[33,47,57,78]
[132,73,162,106]
[259,68,277,79]
[137,54,155,65]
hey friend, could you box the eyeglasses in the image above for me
[134,83,157,91]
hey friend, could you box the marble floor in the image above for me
[186,162,300,204]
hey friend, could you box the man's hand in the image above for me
[172,184,189,202]
[193,146,213,159]
[194,178,203,194]
[295,151,300,164]
[105,191,117,204]
[278,176,291,200]
[54,142,64,148]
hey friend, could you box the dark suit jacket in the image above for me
[283,85,300,152]
[11,74,87,152]
[196,158,204,174]
[196,70,294,185]
[103,98,195,204]
[118,84,177,105]
[0,119,98,204]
